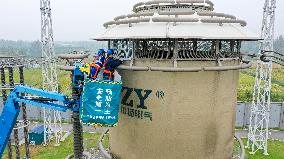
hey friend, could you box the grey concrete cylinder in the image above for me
[110,60,239,159]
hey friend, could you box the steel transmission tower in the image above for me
[40,0,62,145]
[247,0,277,155]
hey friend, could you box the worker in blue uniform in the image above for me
[103,49,123,81]
[90,49,106,79]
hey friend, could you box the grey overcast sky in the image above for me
[0,0,283,41]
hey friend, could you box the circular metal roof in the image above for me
[94,0,259,40]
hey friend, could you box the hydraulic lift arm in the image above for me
[0,85,77,157]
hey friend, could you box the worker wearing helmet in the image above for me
[90,49,106,79]
[103,49,123,81]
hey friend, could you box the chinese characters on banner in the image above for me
[94,88,112,115]
[80,81,122,127]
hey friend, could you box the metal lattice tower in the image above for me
[247,0,277,155]
[40,0,62,145]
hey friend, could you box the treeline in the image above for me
[0,39,40,56]
[0,36,283,57]
[0,39,107,57]
[274,35,284,54]
[241,35,284,54]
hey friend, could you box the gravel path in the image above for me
[236,130,284,141]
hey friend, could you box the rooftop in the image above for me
[95,0,259,40]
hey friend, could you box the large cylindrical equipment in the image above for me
[115,60,240,159]
[95,0,259,158]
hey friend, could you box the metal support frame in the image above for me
[19,66,31,159]
[8,67,21,159]
[247,0,277,155]
[40,0,62,145]
[71,73,83,159]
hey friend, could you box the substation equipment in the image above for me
[0,54,92,159]
[0,56,30,159]
[95,0,259,159]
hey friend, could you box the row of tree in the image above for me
[0,36,283,57]
[241,35,284,54]
[274,35,284,54]
[0,39,107,57]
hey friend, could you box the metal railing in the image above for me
[117,61,251,72]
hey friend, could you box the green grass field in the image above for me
[0,68,71,96]
[238,69,284,102]
[2,132,109,159]
[242,139,284,159]
[3,134,284,159]
[239,68,284,102]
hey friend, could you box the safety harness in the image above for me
[90,55,104,79]
[103,58,114,80]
